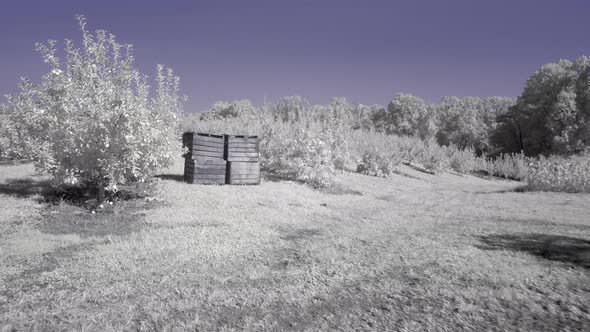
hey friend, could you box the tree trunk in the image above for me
[98,182,105,204]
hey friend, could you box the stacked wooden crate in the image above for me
[225,135,260,185]
[182,132,226,184]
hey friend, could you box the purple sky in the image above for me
[1,0,589,112]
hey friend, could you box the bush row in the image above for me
[184,99,590,193]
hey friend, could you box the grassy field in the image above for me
[1,159,589,331]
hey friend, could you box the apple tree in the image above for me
[8,16,184,202]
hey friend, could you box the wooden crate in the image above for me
[182,132,225,159]
[225,135,259,162]
[227,161,260,185]
[184,157,226,185]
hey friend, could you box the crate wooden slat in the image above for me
[227,148,259,154]
[185,164,226,170]
[229,178,260,185]
[227,162,259,171]
[227,142,259,148]
[184,175,225,184]
[183,132,226,159]
[225,135,259,162]
[228,152,260,158]
[184,158,226,167]
[194,135,225,143]
[185,169,226,175]
[186,155,227,164]
[190,141,225,149]
[191,144,224,152]
[227,161,260,185]
[191,150,224,159]
[183,132,225,147]
[192,141,224,149]
[231,174,260,182]
[227,135,258,142]
[184,156,226,185]
[226,157,260,162]
[185,167,226,173]
[185,177,225,185]
[192,141,223,148]
[187,174,227,179]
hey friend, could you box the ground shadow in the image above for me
[392,169,424,181]
[264,173,364,195]
[473,186,529,194]
[0,159,33,166]
[477,233,590,269]
[470,170,526,183]
[0,177,156,209]
[403,162,435,175]
[0,178,52,198]
[154,174,185,182]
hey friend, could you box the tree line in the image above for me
[201,55,590,159]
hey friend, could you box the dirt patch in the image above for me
[279,228,322,242]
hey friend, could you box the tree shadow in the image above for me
[469,170,525,182]
[0,178,53,198]
[477,233,590,269]
[154,174,185,182]
[403,162,435,175]
[0,159,33,166]
[392,169,424,181]
[0,176,156,209]
[473,186,529,194]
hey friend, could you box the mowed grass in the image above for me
[1,159,589,331]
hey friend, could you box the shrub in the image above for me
[1,83,47,161]
[258,118,336,187]
[355,133,403,177]
[446,145,477,175]
[527,154,590,193]
[490,153,530,181]
[474,156,495,177]
[419,139,451,174]
[7,16,184,201]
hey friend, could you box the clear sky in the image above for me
[1,0,589,112]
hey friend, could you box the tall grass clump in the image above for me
[527,153,590,193]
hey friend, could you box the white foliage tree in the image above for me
[200,99,256,120]
[436,96,515,154]
[8,16,184,201]
[384,93,437,139]
[494,56,590,155]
